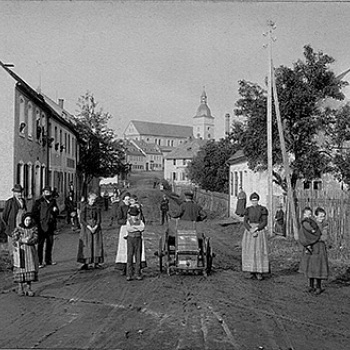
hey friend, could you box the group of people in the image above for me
[241,191,329,294]
[2,184,60,296]
[1,181,331,296]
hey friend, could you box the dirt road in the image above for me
[1,208,350,350]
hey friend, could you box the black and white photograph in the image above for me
[0,1,350,349]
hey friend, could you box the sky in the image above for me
[1,0,350,140]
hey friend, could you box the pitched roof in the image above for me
[165,138,207,159]
[128,120,193,138]
[227,150,246,165]
[131,139,162,155]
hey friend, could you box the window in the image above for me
[19,97,26,134]
[17,162,24,189]
[64,132,67,153]
[41,113,46,140]
[234,172,239,197]
[27,103,33,138]
[313,181,322,190]
[173,159,176,166]
[230,171,233,195]
[182,159,186,165]
[303,181,311,189]
[68,134,71,154]
[36,109,41,141]
[27,163,33,199]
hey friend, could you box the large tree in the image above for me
[75,92,125,195]
[187,137,238,193]
[232,45,348,189]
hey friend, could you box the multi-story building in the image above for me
[0,62,79,209]
[164,138,206,184]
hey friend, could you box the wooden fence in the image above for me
[173,184,229,219]
[293,189,350,260]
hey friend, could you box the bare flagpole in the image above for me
[266,20,275,236]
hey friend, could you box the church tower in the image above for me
[193,89,215,140]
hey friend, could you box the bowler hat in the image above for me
[42,185,52,193]
[250,192,260,201]
[12,184,23,193]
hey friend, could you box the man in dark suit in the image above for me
[32,186,59,268]
[2,184,27,264]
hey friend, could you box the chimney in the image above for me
[225,113,231,135]
[58,99,64,109]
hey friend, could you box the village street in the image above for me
[1,196,350,350]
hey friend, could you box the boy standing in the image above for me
[124,206,145,281]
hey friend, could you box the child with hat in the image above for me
[124,204,145,281]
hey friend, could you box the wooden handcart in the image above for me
[157,228,213,277]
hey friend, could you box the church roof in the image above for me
[128,120,193,138]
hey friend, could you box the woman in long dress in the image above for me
[11,213,39,296]
[241,192,269,280]
[77,193,104,270]
[299,207,329,295]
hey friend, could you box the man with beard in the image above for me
[32,186,59,268]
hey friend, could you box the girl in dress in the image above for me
[12,213,39,296]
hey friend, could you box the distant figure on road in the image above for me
[235,186,247,217]
[77,193,104,270]
[242,192,269,281]
[11,213,39,297]
[160,195,170,225]
[274,203,286,236]
[32,186,59,268]
[299,207,329,295]
[103,191,110,211]
[2,184,27,264]
[109,192,121,227]
[65,191,79,231]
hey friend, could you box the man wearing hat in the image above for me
[171,191,207,230]
[32,186,59,268]
[2,184,27,263]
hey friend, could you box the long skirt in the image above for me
[115,225,147,270]
[77,226,104,264]
[299,240,329,280]
[235,199,246,217]
[242,224,269,273]
[13,244,39,283]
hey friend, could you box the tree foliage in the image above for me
[187,137,238,193]
[75,92,125,194]
[232,45,348,188]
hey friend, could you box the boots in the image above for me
[17,283,24,296]
[25,282,34,297]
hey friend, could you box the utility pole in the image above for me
[265,20,276,236]
[272,67,299,239]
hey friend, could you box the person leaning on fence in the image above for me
[242,192,269,281]
[299,207,329,295]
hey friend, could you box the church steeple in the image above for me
[193,88,215,140]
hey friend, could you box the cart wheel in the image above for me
[158,236,163,273]
[205,238,213,275]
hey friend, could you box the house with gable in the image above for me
[0,62,79,209]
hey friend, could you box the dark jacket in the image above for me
[116,202,129,226]
[173,200,207,222]
[243,205,268,232]
[2,197,27,235]
[32,196,59,233]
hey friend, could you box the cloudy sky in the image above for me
[1,1,349,139]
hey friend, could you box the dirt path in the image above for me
[1,210,350,349]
